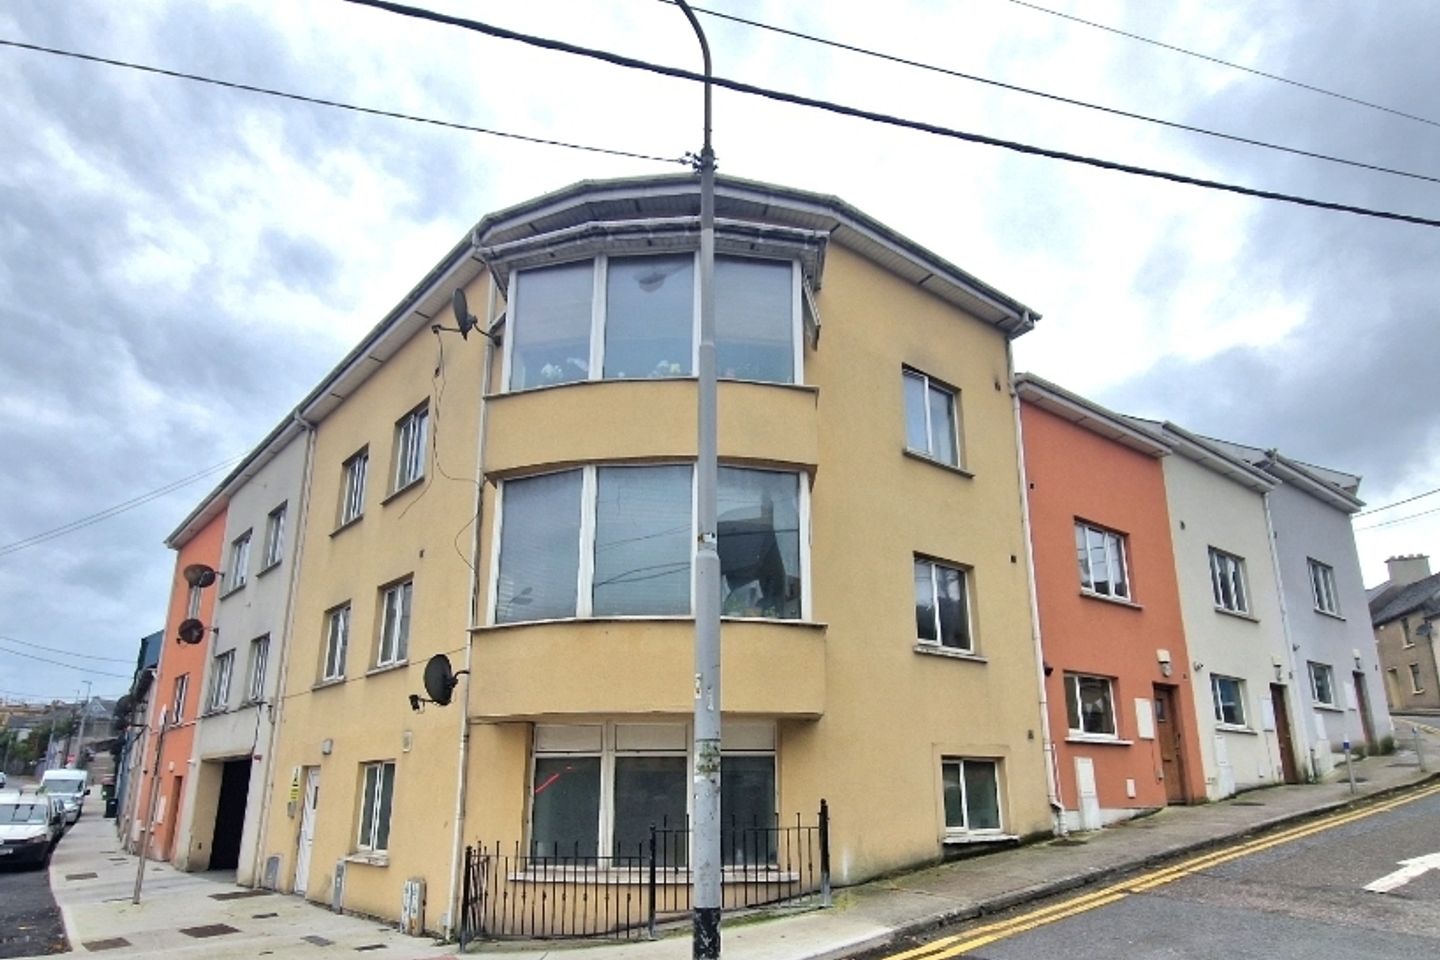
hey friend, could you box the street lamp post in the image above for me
[675,2,721,957]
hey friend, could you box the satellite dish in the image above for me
[423,654,460,706]
[452,289,475,340]
[176,618,206,645]
[183,564,218,588]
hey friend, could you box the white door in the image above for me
[295,768,319,895]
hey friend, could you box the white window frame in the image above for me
[1208,548,1250,615]
[488,463,811,625]
[322,604,351,681]
[1307,661,1336,707]
[392,405,428,492]
[913,556,974,654]
[208,650,234,713]
[247,636,269,703]
[376,579,413,667]
[1307,558,1339,615]
[502,254,805,393]
[902,367,962,467]
[527,721,777,861]
[1064,673,1119,739]
[940,757,1003,837]
[186,584,202,619]
[1409,663,1425,694]
[1075,521,1131,601]
[262,503,287,570]
[228,531,252,592]
[357,760,396,853]
[340,449,369,525]
[172,673,189,724]
[1211,674,1247,727]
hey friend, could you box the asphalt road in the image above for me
[0,854,68,959]
[872,788,1440,960]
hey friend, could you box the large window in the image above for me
[247,636,269,703]
[1308,559,1339,615]
[913,557,973,652]
[1209,548,1249,615]
[1308,661,1336,707]
[322,603,351,681]
[393,406,429,491]
[186,585,202,619]
[1211,674,1246,727]
[529,722,776,865]
[1064,673,1117,738]
[941,758,1001,835]
[340,449,368,525]
[1409,663,1425,694]
[903,368,960,467]
[377,579,413,667]
[1075,522,1130,601]
[262,503,287,570]
[494,465,804,624]
[507,255,799,392]
[227,531,252,592]
[208,650,234,712]
[172,674,189,724]
[357,761,396,853]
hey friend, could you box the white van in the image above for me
[39,769,89,824]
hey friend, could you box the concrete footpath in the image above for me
[47,737,1438,960]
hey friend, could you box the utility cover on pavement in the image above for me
[210,890,270,901]
[64,873,98,880]
[302,935,334,946]
[179,924,240,938]
[80,938,132,952]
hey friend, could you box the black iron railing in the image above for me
[459,800,830,945]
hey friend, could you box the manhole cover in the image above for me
[252,912,280,919]
[1230,801,1265,806]
[66,872,99,880]
[303,935,335,946]
[81,938,132,951]
[355,946,388,953]
[211,890,271,901]
[179,924,240,938]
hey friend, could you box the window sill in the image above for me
[220,583,247,600]
[1215,723,1257,735]
[365,661,409,678]
[903,448,974,478]
[257,561,282,579]
[312,677,346,691]
[1065,735,1133,746]
[473,615,829,633]
[1313,703,1344,713]
[943,832,1016,846]
[345,852,389,867]
[488,377,818,400]
[1079,590,1142,610]
[913,643,985,663]
[382,477,425,506]
[200,707,231,718]
[331,516,363,537]
[1213,606,1259,623]
[1312,608,1345,622]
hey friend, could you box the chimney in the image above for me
[1385,554,1432,587]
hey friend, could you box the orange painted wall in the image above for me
[134,508,225,861]
[1020,402,1206,811]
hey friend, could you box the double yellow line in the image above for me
[883,781,1440,960]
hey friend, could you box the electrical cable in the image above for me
[1352,486,1440,518]
[0,642,134,679]
[0,635,135,663]
[1003,0,1440,130]
[1354,505,1440,532]
[338,0,1440,229]
[665,0,1440,186]
[0,37,687,166]
[0,455,244,557]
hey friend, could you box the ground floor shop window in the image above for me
[529,721,776,866]
[942,757,1001,836]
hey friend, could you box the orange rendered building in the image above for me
[1018,375,1205,829]
[129,508,225,861]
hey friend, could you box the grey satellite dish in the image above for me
[423,654,461,706]
[452,289,476,340]
[176,618,206,645]
[183,563,217,588]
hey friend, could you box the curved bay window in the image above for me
[505,253,801,391]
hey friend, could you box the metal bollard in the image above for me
[1344,739,1356,795]
[1415,725,1428,773]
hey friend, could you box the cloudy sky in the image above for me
[2,0,1437,703]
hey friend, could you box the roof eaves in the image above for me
[1015,373,1171,457]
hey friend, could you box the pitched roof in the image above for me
[1369,571,1440,625]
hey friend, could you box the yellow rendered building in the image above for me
[259,175,1054,935]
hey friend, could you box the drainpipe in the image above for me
[1261,489,1314,780]
[443,265,497,941]
[1008,349,1065,835]
[248,413,317,887]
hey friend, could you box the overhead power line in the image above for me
[0,641,134,680]
[1353,486,1440,518]
[1003,0,1440,130]
[0,38,687,166]
[0,635,135,664]
[1354,505,1440,533]
[341,0,1440,229]
[0,454,245,558]
[667,0,1440,186]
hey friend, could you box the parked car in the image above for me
[0,771,8,788]
[38,769,88,825]
[0,790,64,868]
